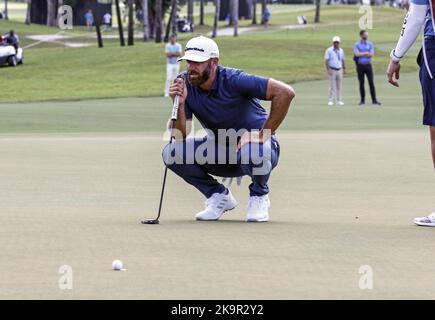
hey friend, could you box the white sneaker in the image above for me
[246,195,270,222]
[327,101,334,106]
[414,211,435,227]
[195,189,237,221]
[337,101,345,106]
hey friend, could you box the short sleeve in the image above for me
[230,70,269,100]
[324,49,330,60]
[411,0,429,5]
[341,49,345,60]
[353,43,359,54]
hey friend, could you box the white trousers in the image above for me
[165,63,180,96]
[328,69,343,103]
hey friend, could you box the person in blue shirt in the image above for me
[354,30,381,106]
[165,36,295,222]
[84,9,94,31]
[387,0,435,226]
[262,7,271,27]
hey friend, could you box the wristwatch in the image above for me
[390,49,402,63]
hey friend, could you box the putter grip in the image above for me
[171,95,180,121]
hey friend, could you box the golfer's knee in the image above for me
[239,142,271,165]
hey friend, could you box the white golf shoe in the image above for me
[195,189,237,221]
[327,101,334,106]
[337,101,345,106]
[414,211,435,227]
[246,195,270,222]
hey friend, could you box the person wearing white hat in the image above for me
[164,34,182,97]
[324,35,346,106]
[164,35,295,222]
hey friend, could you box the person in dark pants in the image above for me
[354,30,382,106]
[387,0,435,226]
[166,36,295,222]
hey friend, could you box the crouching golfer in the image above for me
[165,36,295,222]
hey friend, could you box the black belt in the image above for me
[329,67,341,71]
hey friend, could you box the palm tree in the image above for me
[231,0,238,37]
[171,0,177,35]
[91,0,103,47]
[115,0,125,46]
[315,0,321,23]
[25,0,32,25]
[57,0,63,25]
[164,0,177,42]
[200,0,204,25]
[251,0,257,25]
[187,0,193,24]
[261,0,266,24]
[155,0,163,42]
[4,0,8,20]
[128,0,134,45]
[46,0,57,26]
[212,0,220,38]
[142,0,149,41]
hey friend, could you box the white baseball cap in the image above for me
[332,36,341,43]
[178,35,220,63]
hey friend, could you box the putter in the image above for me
[141,95,180,225]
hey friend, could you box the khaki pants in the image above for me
[328,68,343,103]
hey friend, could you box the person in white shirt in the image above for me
[324,36,346,106]
[103,12,112,31]
[164,34,182,97]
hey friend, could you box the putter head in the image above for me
[141,219,160,225]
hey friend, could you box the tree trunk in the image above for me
[57,0,63,24]
[232,0,238,37]
[200,0,204,25]
[95,19,103,47]
[142,0,149,41]
[171,0,177,36]
[314,0,320,23]
[4,0,8,20]
[155,0,163,43]
[25,0,32,25]
[46,0,57,26]
[91,0,103,47]
[164,0,177,42]
[187,0,194,25]
[212,0,220,38]
[128,0,134,45]
[211,0,221,38]
[261,0,266,24]
[149,9,155,39]
[115,0,125,46]
[252,0,257,25]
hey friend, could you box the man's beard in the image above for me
[188,61,211,86]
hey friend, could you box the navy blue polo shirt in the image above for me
[182,66,269,136]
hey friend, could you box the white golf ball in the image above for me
[112,260,123,271]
